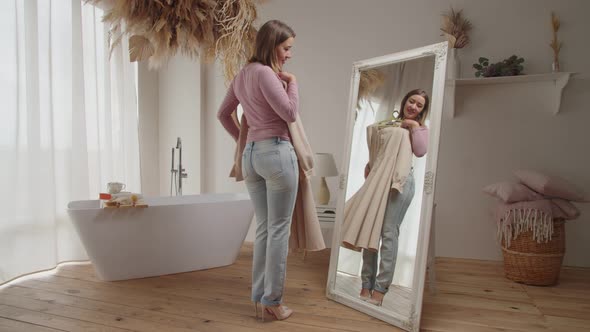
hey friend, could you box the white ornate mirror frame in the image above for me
[326,41,448,332]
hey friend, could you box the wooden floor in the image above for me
[1,245,589,332]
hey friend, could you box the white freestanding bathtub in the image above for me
[67,193,253,281]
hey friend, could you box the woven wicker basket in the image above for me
[501,219,565,286]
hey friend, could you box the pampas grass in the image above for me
[440,7,473,49]
[357,69,385,109]
[550,11,562,71]
[87,0,258,83]
[212,0,258,82]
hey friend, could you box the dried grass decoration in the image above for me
[440,7,473,49]
[550,12,562,72]
[213,0,258,82]
[357,69,385,109]
[87,0,259,83]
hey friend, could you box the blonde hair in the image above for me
[249,20,295,72]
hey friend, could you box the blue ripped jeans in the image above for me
[361,172,415,294]
[242,137,299,306]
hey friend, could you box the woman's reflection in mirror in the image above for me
[358,89,430,306]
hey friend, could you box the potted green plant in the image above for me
[473,55,525,78]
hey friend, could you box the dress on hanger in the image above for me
[341,124,413,252]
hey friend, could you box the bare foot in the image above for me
[359,288,371,300]
[368,290,385,306]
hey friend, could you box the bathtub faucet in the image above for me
[170,137,188,196]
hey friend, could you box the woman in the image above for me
[359,89,430,306]
[217,20,298,321]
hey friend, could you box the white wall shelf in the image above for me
[446,72,575,117]
[454,72,573,86]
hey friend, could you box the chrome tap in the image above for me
[176,137,188,195]
[170,137,188,196]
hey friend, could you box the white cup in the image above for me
[107,182,126,194]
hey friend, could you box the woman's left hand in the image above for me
[401,119,420,130]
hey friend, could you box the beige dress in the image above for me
[230,114,326,252]
[341,124,413,252]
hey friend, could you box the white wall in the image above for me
[201,61,245,195]
[157,55,202,196]
[140,0,590,266]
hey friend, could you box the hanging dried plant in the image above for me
[86,0,259,82]
[550,11,562,71]
[440,7,473,49]
[211,0,258,83]
[357,69,385,109]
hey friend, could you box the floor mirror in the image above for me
[326,42,448,331]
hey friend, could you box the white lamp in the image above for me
[315,153,338,205]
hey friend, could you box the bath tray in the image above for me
[104,204,148,209]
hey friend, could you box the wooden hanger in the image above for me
[376,110,402,128]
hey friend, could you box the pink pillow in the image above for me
[514,169,588,202]
[551,199,580,220]
[483,181,543,203]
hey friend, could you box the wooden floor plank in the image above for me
[427,281,530,302]
[17,276,393,332]
[421,303,550,331]
[420,317,546,332]
[1,245,589,332]
[0,316,64,332]
[0,291,245,332]
[2,286,236,332]
[0,304,131,332]
[544,315,590,332]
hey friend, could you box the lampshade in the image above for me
[315,153,338,177]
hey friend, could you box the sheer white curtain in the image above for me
[341,58,434,288]
[345,100,377,201]
[0,0,140,285]
[373,59,435,122]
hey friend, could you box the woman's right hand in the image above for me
[364,163,371,179]
[278,71,296,84]
[401,119,420,130]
